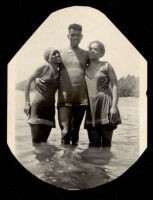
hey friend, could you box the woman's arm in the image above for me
[24,65,45,115]
[107,63,119,122]
[24,75,34,116]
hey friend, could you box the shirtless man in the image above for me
[58,24,88,145]
[36,24,88,145]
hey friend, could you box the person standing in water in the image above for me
[35,24,89,145]
[85,41,121,147]
[57,24,88,145]
[24,48,62,144]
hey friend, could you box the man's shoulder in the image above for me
[59,47,88,61]
[78,48,88,59]
[79,48,88,53]
[59,47,70,53]
[60,47,87,53]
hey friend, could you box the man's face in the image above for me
[68,29,83,47]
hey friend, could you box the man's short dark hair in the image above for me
[68,24,82,32]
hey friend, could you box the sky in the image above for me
[8,6,147,84]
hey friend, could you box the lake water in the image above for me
[13,91,140,190]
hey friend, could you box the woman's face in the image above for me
[50,50,62,64]
[88,43,102,60]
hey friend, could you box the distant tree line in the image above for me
[16,80,36,91]
[16,75,139,97]
[118,75,139,97]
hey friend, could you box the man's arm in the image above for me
[34,78,47,93]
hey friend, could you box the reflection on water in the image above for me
[14,91,140,190]
[32,143,113,189]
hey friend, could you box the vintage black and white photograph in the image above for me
[7,6,147,190]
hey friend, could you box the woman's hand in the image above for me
[34,78,46,94]
[110,106,118,124]
[24,102,31,116]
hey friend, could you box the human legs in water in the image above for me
[58,107,72,144]
[40,125,52,142]
[71,107,85,145]
[58,106,86,145]
[87,125,114,147]
[87,128,101,147]
[30,124,51,144]
[100,126,113,147]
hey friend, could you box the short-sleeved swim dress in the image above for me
[27,64,58,127]
[85,61,121,129]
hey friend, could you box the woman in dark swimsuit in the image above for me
[85,41,121,147]
[24,48,62,144]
